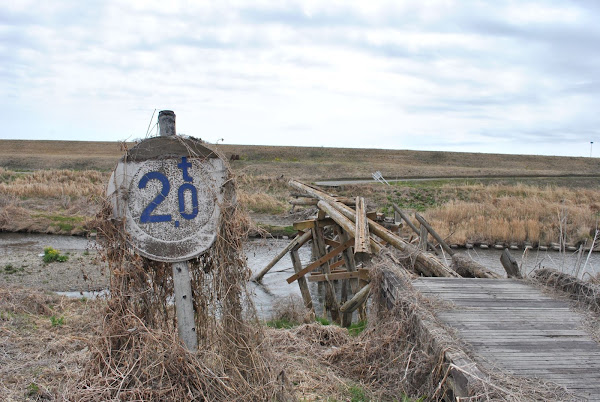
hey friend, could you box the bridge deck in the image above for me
[412,278,600,400]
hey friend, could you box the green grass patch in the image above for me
[3,264,24,274]
[347,384,368,402]
[33,213,85,223]
[43,247,69,263]
[265,318,299,329]
[50,315,65,327]
[347,321,367,337]
[315,317,330,326]
[26,382,40,397]
[257,224,297,237]
[389,188,445,212]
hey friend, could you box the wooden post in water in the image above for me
[312,223,341,323]
[159,111,198,350]
[415,213,455,257]
[393,205,438,254]
[290,246,314,313]
[501,249,522,278]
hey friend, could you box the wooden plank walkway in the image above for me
[412,278,600,401]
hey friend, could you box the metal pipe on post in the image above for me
[160,110,198,351]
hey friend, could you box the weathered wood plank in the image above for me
[307,271,361,282]
[252,230,311,281]
[410,277,600,400]
[286,238,354,284]
[293,218,335,231]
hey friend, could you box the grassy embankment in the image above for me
[1,140,600,246]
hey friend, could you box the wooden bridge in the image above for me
[410,277,600,400]
[258,180,600,399]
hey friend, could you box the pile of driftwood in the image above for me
[252,180,520,326]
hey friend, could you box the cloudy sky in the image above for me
[1,1,600,156]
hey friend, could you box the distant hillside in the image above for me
[1,139,600,180]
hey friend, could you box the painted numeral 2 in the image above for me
[138,163,199,224]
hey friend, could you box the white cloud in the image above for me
[1,0,599,157]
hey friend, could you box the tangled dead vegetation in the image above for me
[325,255,573,401]
[533,268,600,312]
[0,286,102,401]
[69,154,287,400]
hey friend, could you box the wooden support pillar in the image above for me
[312,224,341,323]
[419,224,429,251]
[338,226,357,327]
[290,247,314,313]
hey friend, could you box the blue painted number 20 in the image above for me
[138,157,199,225]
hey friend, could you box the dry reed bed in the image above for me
[1,165,599,246]
[412,183,600,246]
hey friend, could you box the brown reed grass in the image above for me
[415,183,600,245]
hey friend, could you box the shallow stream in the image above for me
[1,233,598,319]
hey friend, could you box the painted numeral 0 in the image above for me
[138,157,198,224]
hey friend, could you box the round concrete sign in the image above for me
[107,136,227,262]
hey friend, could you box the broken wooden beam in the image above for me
[354,196,371,255]
[289,196,356,206]
[286,238,354,284]
[252,230,312,282]
[293,218,335,231]
[415,213,455,257]
[316,200,382,254]
[500,248,522,278]
[451,254,502,279]
[289,180,458,278]
[340,283,371,313]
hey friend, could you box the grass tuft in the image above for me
[43,247,69,263]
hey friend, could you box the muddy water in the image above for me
[453,247,600,279]
[0,232,93,254]
[2,233,599,319]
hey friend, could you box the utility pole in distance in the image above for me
[591,141,594,158]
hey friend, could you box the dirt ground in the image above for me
[0,251,108,293]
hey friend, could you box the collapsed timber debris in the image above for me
[252,180,517,328]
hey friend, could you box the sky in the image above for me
[1,1,600,157]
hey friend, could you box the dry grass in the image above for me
[393,182,600,246]
[2,140,600,244]
[0,286,103,401]
[4,139,600,178]
[0,168,104,234]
